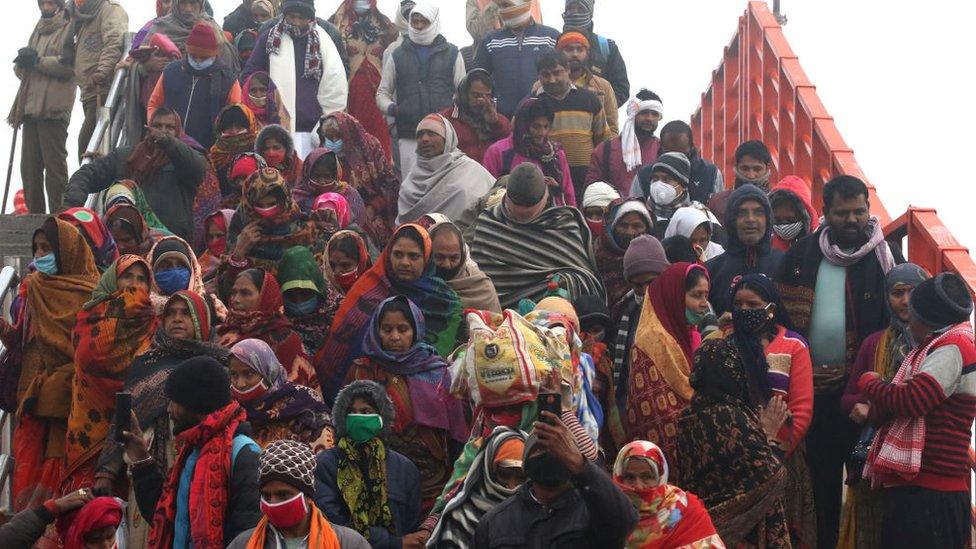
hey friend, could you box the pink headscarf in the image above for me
[313,192,351,229]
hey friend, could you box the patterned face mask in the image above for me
[772,221,804,241]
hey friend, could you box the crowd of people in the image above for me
[3,0,975,548]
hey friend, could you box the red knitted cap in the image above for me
[185,23,219,59]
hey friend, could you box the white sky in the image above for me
[2,0,974,252]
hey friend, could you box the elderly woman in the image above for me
[314,380,423,548]
[674,338,790,548]
[229,339,334,452]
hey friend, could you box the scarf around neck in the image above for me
[336,437,395,536]
[267,19,323,80]
[818,216,896,273]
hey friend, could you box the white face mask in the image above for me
[354,0,372,14]
[187,56,215,71]
[773,221,804,241]
[649,181,679,205]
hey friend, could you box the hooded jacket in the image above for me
[66,0,129,100]
[768,176,820,251]
[704,184,784,314]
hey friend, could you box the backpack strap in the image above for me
[231,434,260,471]
[597,35,610,59]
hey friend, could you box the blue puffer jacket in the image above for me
[473,23,560,117]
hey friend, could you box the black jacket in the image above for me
[581,31,629,105]
[473,460,637,549]
[0,507,55,549]
[130,424,262,546]
[62,136,207,241]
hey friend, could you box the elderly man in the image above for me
[470,163,604,309]
[396,114,496,224]
[439,69,511,164]
[586,89,662,195]
[776,175,902,549]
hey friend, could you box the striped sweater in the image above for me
[859,332,976,491]
[536,86,610,168]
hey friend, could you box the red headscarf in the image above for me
[646,262,709,365]
[63,496,123,549]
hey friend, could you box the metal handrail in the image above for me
[0,265,19,513]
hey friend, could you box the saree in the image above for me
[241,72,288,129]
[315,224,462,402]
[292,148,368,225]
[62,256,157,493]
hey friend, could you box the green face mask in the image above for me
[685,308,707,326]
[345,413,383,443]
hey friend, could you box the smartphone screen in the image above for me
[114,392,132,443]
[538,392,561,423]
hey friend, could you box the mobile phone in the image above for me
[114,392,132,443]
[538,392,561,423]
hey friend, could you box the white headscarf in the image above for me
[581,181,620,209]
[408,1,441,46]
[620,98,664,172]
[664,205,725,261]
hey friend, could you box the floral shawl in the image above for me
[57,207,119,272]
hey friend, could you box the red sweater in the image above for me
[859,332,976,491]
[764,326,814,454]
[439,106,511,165]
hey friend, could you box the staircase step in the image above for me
[0,214,47,273]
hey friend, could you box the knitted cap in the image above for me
[506,163,547,207]
[185,22,219,59]
[623,234,670,280]
[582,182,619,209]
[164,356,231,415]
[259,440,316,498]
[650,152,691,187]
[910,272,974,329]
[281,0,315,18]
[416,114,447,139]
[557,31,589,50]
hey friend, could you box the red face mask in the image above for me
[232,381,268,402]
[335,269,360,292]
[254,204,283,219]
[263,150,287,167]
[260,493,309,529]
[207,236,227,257]
[586,219,605,238]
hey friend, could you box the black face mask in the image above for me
[731,304,773,334]
[435,263,463,281]
[524,452,572,487]
[41,10,57,18]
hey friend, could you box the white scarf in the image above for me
[620,99,664,171]
[408,1,440,46]
[268,25,347,132]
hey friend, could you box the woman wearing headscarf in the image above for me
[427,214,501,312]
[103,202,164,259]
[674,338,791,548]
[223,167,316,288]
[396,113,496,225]
[594,198,656,307]
[147,0,240,71]
[93,290,229,546]
[314,380,423,548]
[0,218,98,512]
[613,440,723,549]
[625,262,710,463]
[218,268,318,390]
[103,179,173,237]
[61,256,157,495]
[228,339,334,452]
[322,229,373,296]
[837,263,930,549]
[315,223,462,402]
[198,209,235,293]
[664,205,725,263]
[347,296,467,512]
[256,124,304,188]
[277,245,342,356]
[329,0,399,158]
[241,71,290,129]
[293,148,368,226]
[483,97,577,207]
[220,152,267,209]
[210,104,260,198]
[723,273,815,548]
[309,192,353,259]
[57,207,119,272]
[427,427,526,547]
[147,235,208,313]
[315,111,401,248]
[62,496,124,549]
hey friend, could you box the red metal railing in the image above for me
[691,1,976,295]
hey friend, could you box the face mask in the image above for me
[732,304,774,334]
[285,297,319,316]
[585,219,605,238]
[154,267,191,295]
[354,0,372,14]
[222,128,248,138]
[187,56,215,71]
[524,452,572,487]
[232,380,268,402]
[254,204,283,218]
[260,493,309,530]
[736,170,771,191]
[34,253,58,275]
[335,269,360,292]
[248,93,268,107]
[207,236,227,257]
[263,150,287,166]
[773,221,804,242]
[685,308,707,326]
[649,181,679,206]
[323,138,344,154]
[345,413,383,443]
[41,10,57,18]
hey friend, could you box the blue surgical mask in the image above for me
[187,56,215,71]
[285,297,319,317]
[155,267,191,295]
[34,253,58,275]
[685,308,707,326]
[323,138,344,154]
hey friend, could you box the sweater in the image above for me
[585,135,659,196]
[859,332,976,492]
[763,325,814,454]
[536,87,610,170]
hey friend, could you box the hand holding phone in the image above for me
[114,392,132,443]
[538,392,561,424]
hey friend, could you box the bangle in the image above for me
[130,455,154,469]
[228,255,248,268]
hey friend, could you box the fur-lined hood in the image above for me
[332,380,396,439]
